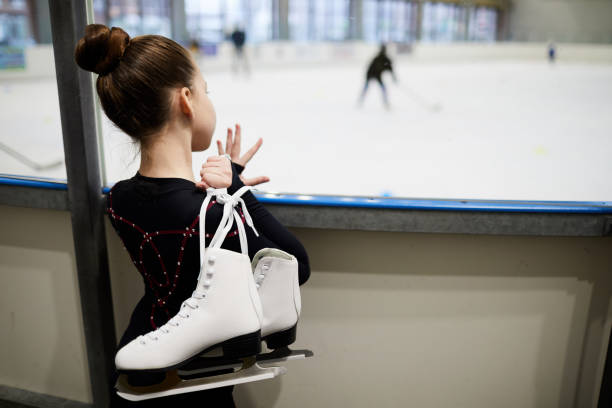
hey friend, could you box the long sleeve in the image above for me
[225,162,311,285]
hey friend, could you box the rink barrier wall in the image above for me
[0,385,89,408]
[1,42,611,81]
[2,175,612,214]
[1,176,611,237]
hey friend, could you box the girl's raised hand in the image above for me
[217,124,270,187]
[195,156,232,190]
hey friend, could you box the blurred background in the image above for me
[0,0,611,201]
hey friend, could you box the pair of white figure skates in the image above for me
[115,186,311,401]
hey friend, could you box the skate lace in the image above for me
[143,186,258,342]
[254,262,270,288]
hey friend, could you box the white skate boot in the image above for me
[177,248,312,378]
[115,186,286,401]
[252,248,301,349]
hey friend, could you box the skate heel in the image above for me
[222,330,261,359]
[264,324,297,349]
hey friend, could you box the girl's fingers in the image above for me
[241,175,270,186]
[240,138,263,164]
[201,160,232,174]
[203,160,231,169]
[232,124,242,158]
[202,168,230,179]
[226,128,234,156]
[201,163,220,172]
[216,140,224,155]
[195,180,210,190]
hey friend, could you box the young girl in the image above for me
[75,24,310,407]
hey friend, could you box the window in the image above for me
[186,0,224,44]
[363,0,418,43]
[0,0,65,179]
[95,0,172,38]
[422,2,466,42]
[289,0,350,42]
[185,0,272,45]
[467,6,497,42]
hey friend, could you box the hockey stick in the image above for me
[395,83,443,113]
[0,141,64,171]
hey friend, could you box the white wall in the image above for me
[510,0,612,43]
[0,205,91,403]
[107,222,612,408]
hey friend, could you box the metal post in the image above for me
[104,0,110,25]
[415,0,423,42]
[349,0,363,40]
[48,1,117,407]
[598,326,612,407]
[272,0,278,39]
[170,0,187,43]
[28,0,53,44]
[496,0,510,42]
[278,0,289,40]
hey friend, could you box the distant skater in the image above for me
[359,44,397,109]
[230,26,249,75]
[548,42,556,64]
[189,38,202,65]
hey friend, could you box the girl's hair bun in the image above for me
[74,24,130,75]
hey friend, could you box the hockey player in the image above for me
[358,44,398,109]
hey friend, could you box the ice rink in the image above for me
[2,59,612,201]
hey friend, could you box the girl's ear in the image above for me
[178,87,193,118]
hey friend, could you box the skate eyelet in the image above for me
[140,340,146,345]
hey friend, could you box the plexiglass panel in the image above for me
[0,0,65,179]
[90,0,612,202]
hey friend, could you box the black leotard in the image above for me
[107,162,310,407]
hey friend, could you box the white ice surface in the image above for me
[2,61,612,201]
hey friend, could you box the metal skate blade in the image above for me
[116,363,286,401]
[178,347,314,376]
[257,348,314,365]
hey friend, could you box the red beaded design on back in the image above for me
[107,189,246,329]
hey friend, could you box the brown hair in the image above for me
[74,24,196,140]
